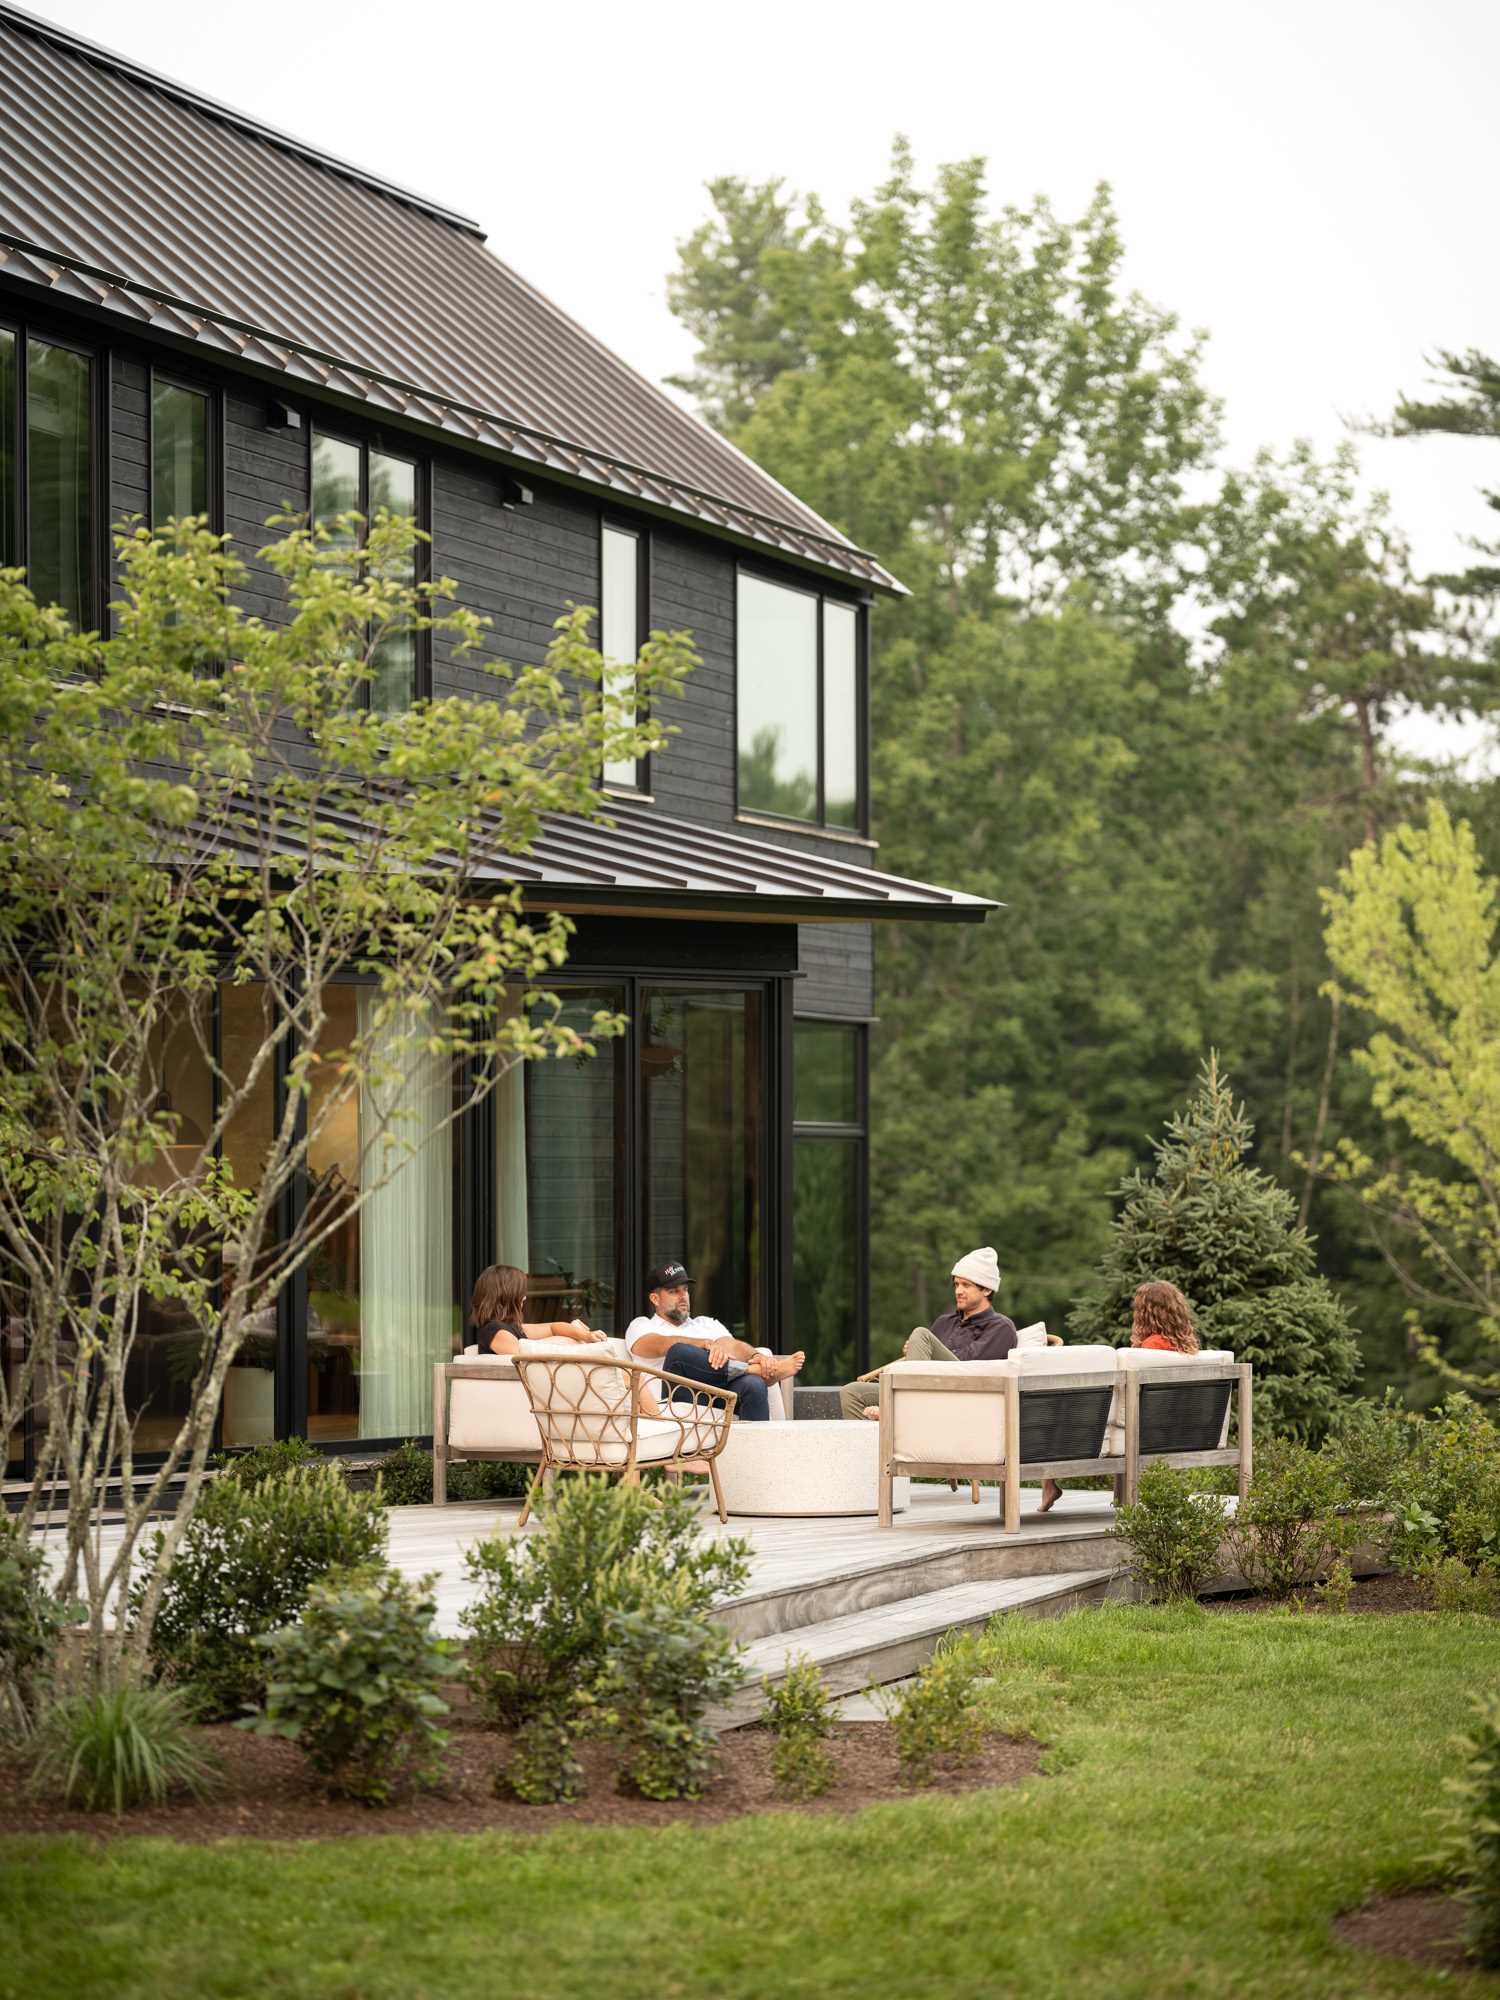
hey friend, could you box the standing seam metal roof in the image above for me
[0,4,902,594]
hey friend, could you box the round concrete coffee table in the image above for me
[714,1418,911,1517]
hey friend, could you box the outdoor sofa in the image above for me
[876,1340,1251,1530]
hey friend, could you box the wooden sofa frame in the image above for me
[878,1358,1253,1531]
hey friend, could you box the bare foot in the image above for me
[1038,1479,1062,1514]
[861,1405,881,1421]
[759,1351,805,1381]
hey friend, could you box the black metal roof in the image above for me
[191,790,996,925]
[0,4,902,595]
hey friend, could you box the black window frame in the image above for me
[146,363,223,536]
[791,1018,870,1378]
[308,422,431,708]
[734,560,869,836]
[599,511,651,796]
[0,310,104,634]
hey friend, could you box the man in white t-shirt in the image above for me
[623,1261,802,1421]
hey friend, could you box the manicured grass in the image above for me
[3,1605,1497,2000]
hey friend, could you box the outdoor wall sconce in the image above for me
[500,475,534,509]
[266,399,303,430]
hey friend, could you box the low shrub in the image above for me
[372,1442,530,1507]
[1435,1690,1500,1969]
[1116,1463,1229,1602]
[1228,1437,1355,1599]
[213,1435,326,1491]
[882,1645,985,1787]
[461,1476,750,1729]
[246,1567,455,1806]
[1421,1557,1500,1617]
[1315,1559,1355,1614]
[763,1658,837,1798]
[500,1700,587,1805]
[1322,1392,1418,1507]
[600,1591,745,1801]
[140,1461,388,1717]
[29,1679,218,1813]
[1386,1397,1500,1578]
[1,1512,81,1739]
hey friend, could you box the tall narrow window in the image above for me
[26,337,93,629]
[792,1020,867,1383]
[0,329,16,572]
[737,571,864,830]
[312,431,422,712]
[151,379,209,525]
[601,521,643,789]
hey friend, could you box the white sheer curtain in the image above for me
[357,992,452,1438]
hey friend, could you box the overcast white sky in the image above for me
[23,0,1500,742]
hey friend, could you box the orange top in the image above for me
[1137,1333,1177,1350]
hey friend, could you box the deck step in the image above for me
[715,1566,1122,1728]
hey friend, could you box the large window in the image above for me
[601,521,646,790]
[792,1020,867,1383]
[0,325,95,630]
[311,430,423,712]
[519,987,626,1327]
[737,571,863,830]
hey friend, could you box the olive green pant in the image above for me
[838,1325,958,1421]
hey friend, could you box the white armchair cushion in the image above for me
[1009,1343,1117,1374]
[885,1359,1010,1464]
[1014,1321,1048,1348]
[1107,1348,1237,1451]
[447,1357,541,1453]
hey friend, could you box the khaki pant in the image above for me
[838,1325,959,1421]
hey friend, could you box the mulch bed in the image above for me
[1207,1571,1434,1616]
[0,1714,1041,1846]
[1336,1890,1480,1978]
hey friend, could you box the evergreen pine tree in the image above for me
[1070,1054,1361,1439]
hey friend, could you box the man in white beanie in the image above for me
[838,1247,1019,1421]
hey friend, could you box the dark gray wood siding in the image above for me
[91,323,875,1021]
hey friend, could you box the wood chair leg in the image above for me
[517,1464,546,1527]
[707,1457,728,1525]
[969,1480,980,1505]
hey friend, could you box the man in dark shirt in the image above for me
[839,1246,1018,1421]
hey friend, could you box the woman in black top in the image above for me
[469,1263,607,1356]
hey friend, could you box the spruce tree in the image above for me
[1070,1055,1361,1439]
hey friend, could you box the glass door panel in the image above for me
[523,987,625,1327]
[641,989,763,1343]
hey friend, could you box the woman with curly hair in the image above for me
[1130,1279,1200,1353]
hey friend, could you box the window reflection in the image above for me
[26,338,92,628]
[0,330,15,569]
[524,988,624,1326]
[823,600,858,828]
[151,380,209,524]
[737,573,818,820]
[642,989,762,1342]
[602,523,640,787]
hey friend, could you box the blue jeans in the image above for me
[661,1341,771,1421]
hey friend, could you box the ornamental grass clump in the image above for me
[883,1644,985,1787]
[1436,1689,1500,1969]
[140,1460,387,1718]
[1116,1463,1229,1602]
[762,1655,837,1800]
[247,1567,456,1806]
[1227,1436,1355,1600]
[30,1680,218,1813]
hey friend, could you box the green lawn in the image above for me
[3,1605,1498,2000]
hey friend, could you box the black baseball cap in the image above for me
[647,1261,691,1292]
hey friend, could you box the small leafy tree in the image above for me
[1321,802,1500,1392]
[1071,1054,1361,1439]
[0,512,694,1686]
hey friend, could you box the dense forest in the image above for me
[665,145,1500,1400]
